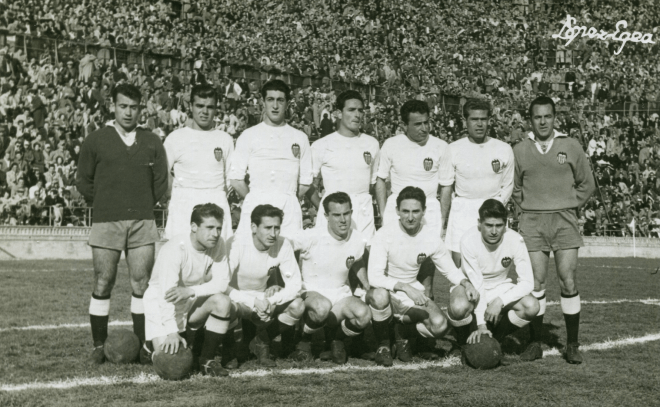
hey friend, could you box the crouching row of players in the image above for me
[142,186,539,377]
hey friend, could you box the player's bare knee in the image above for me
[521,296,540,319]
[366,288,390,309]
[209,294,232,317]
[308,297,332,323]
[448,297,473,320]
[352,304,372,329]
[130,277,149,296]
[93,277,115,297]
[428,315,448,338]
[559,278,577,295]
[288,298,306,319]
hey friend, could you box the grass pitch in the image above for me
[1,258,659,406]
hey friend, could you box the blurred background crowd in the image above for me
[0,0,658,236]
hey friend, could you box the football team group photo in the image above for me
[1,1,659,405]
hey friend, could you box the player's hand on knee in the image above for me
[254,298,273,321]
[467,325,492,344]
[264,285,283,298]
[404,284,428,306]
[161,332,187,354]
[461,280,480,303]
[165,287,194,303]
[485,298,504,323]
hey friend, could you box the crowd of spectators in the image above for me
[0,0,658,235]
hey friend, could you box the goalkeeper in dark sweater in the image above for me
[512,95,595,365]
[77,83,169,365]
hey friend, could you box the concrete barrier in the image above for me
[0,226,659,260]
[0,226,166,260]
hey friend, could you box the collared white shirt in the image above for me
[108,120,137,146]
[527,129,567,154]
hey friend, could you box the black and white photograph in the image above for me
[0,0,659,405]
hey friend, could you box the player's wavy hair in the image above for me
[322,192,353,214]
[191,84,218,105]
[463,98,492,119]
[251,204,284,226]
[478,199,507,223]
[191,203,224,227]
[400,100,430,124]
[335,90,364,111]
[396,186,426,210]
[528,95,556,119]
[112,83,142,104]
[260,80,291,101]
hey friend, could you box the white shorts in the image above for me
[445,197,485,252]
[303,284,354,307]
[450,280,517,305]
[144,289,197,341]
[383,194,442,235]
[236,190,302,238]
[164,186,233,241]
[315,192,375,244]
[389,280,426,321]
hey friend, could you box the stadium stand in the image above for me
[0,0,658,236]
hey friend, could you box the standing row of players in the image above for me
[77,80,595,374]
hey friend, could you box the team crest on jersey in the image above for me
[501,257,512,268]
[363,151,372,165]
[292,143,301,158]
[346,255,355,269]
[557,152,567,165]
[417,253,427,265]
[491,159,501,173]
[423,157,433,171]
[214,147,223,162]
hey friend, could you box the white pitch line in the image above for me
[543,332,660,356]
[0,268,94,273]
[0,321,132,333]
[586,264,654,271]
[2,298,658,333]
[3,332,660,392]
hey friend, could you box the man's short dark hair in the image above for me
[260,80,290,101]
[191,84,217,104]
[251,204,284,226]
[463,98,492,119]
[528,95,556,119]
[322,191,352,214]
[400,100,430,124]
[190,203,224,227]
[112,83,142,104]
[478,199,508,223]
[335,90,364,111]
[396,186,426,210]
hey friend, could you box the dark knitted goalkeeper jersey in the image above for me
[512,135,595,212]
[76,125,168,223]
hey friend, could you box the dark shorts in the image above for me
[88,219,160,251]
[519,210,583,252]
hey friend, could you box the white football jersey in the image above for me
[377,134,453,198]
[144,234,230,334]
[368,221,466,291]
[290,227,367,291]
[312,131,380,195]
[228,122,313,195]
[460,226,534,325]
[448,137,514,202]
[164,127,234,190]
[225,233,302,308]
